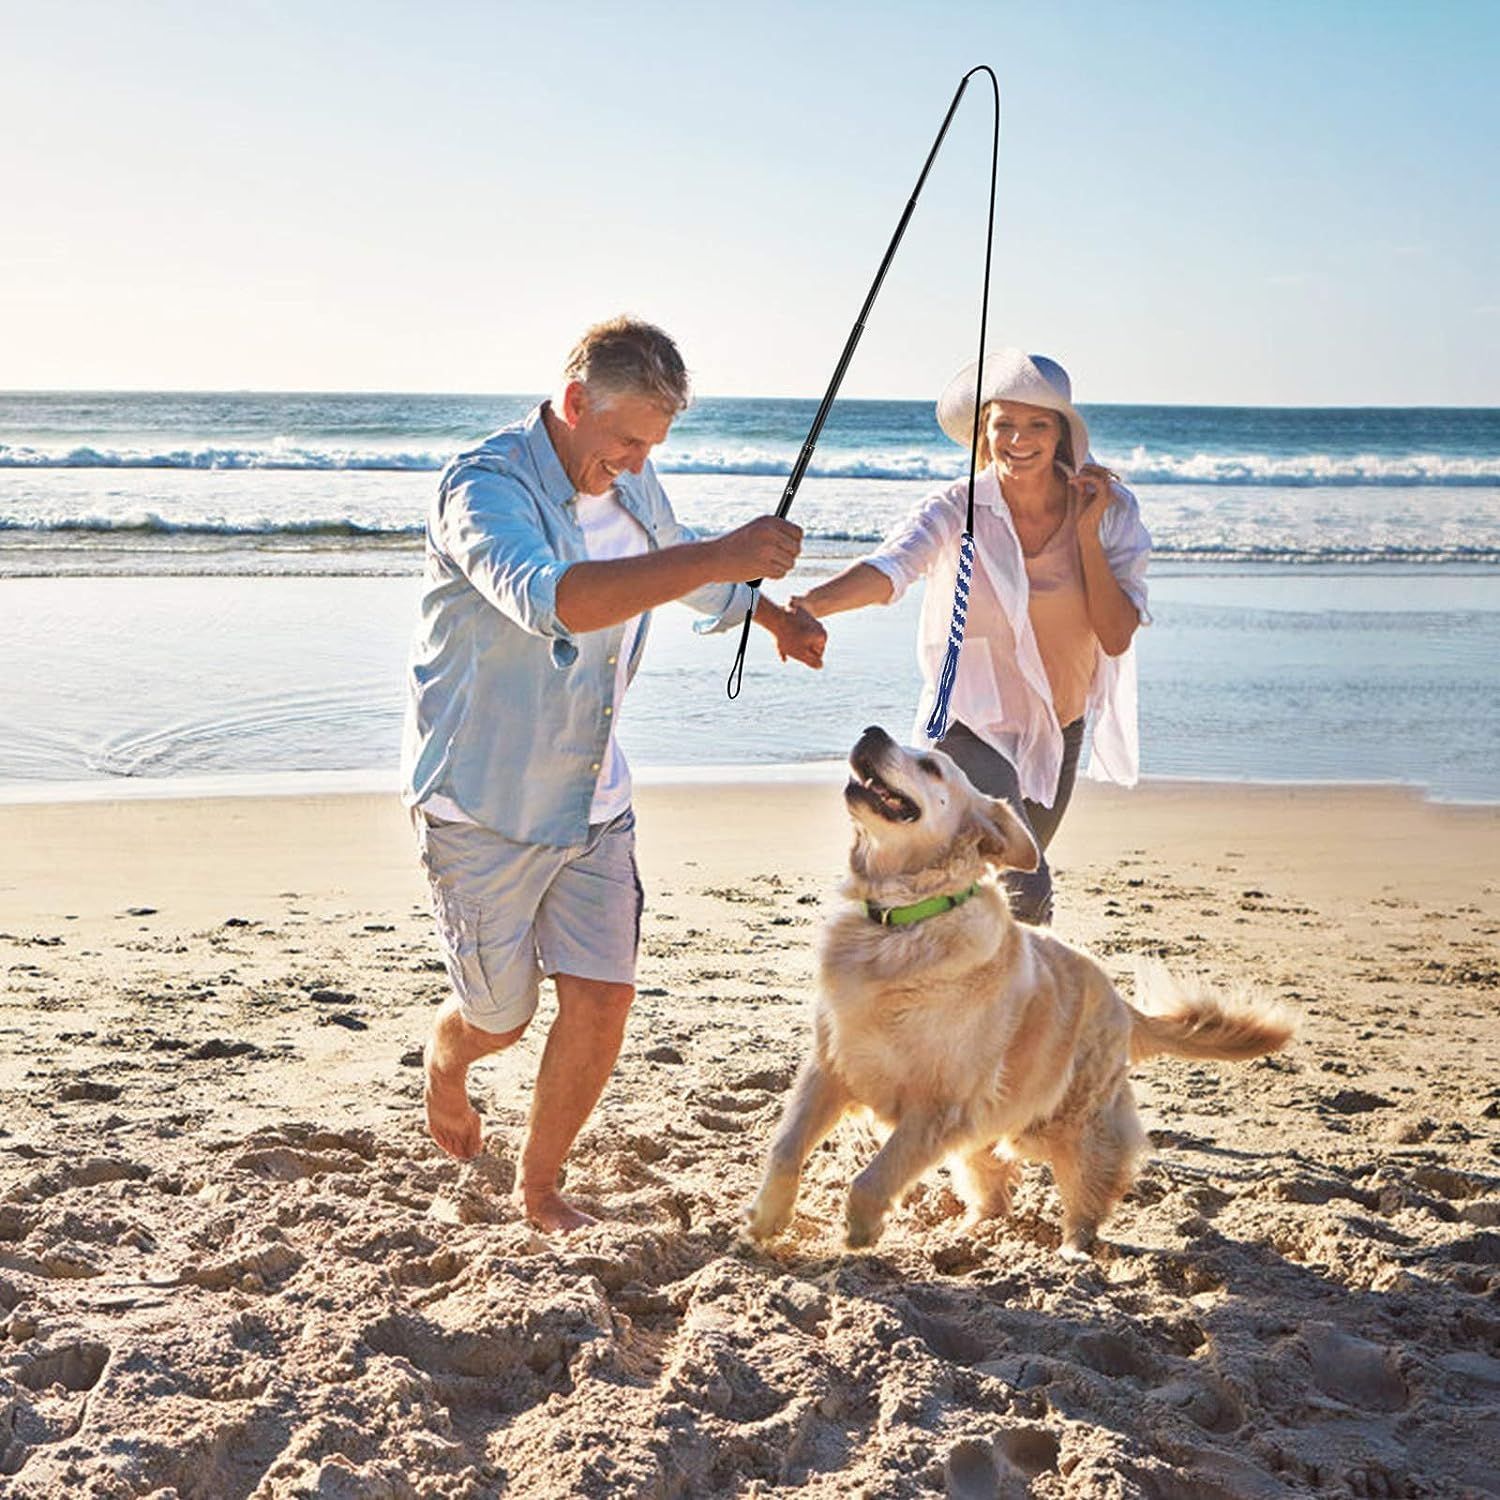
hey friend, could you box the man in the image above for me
[402,316,824,1233]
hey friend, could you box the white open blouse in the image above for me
[863,464,1152,806]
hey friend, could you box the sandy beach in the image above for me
[2,779,1498,1497]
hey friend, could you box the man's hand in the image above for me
[557,516,803,634]
[711,516,803,582]
[773,600,826,669]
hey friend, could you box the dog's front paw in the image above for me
[1059,1226,1098,1264]
[954,1154,1021,1224]
[743,1177,797,1243]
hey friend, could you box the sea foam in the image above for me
[3,441,1498,486]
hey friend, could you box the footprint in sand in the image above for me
[692,1090,767,1115]
[56,1080,122,1103]
[943,1437,1030,1499]
[1441,1230,1500,1269]
[1409,1164,1496,1203]
[1150,1374,1244,1434]
[318,1011,369,1031]
[187,1038,264,1061]
[11,1340,109,1394]
[1322,1087,1394,1116]
[733,1066,794,1093]
[231,1126,377,1182]
[1069,1329,1160,1382]
[1300,1322,1407,1412]
[1141,1250,1227,1297]
[996,1426,1061,1477]
[361,1279,611,1404]
[2,1339,110,1467]
[625,1133,670,1164]
[180,1229,303,1293]
[8,1158,149,1205]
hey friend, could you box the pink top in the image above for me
[1024,492,1099,727]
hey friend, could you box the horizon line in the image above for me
[2,386,1498,413]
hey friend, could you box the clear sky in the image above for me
[3,0,1496,404]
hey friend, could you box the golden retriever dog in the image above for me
[745,726,1295,1258]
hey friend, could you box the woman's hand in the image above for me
[769,599,827,668]
[1072,464,1118,538]
[1069,465,1140,656]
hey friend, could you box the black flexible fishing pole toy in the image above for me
[725,63,1000,743]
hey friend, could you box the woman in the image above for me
[792,349,1151,924]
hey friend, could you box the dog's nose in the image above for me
[853,725,893,760]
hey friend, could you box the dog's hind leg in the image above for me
[951,1142,1021,1224]
[744,1058,851,1242]
[1048,1086,1146,1260]
[846,1108,968,1249]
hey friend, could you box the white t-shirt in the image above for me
[574,488,648,823]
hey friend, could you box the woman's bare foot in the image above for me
[423,1040,483,1160]
[519,1186,598,1234]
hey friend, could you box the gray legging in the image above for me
[936,718,1086,925]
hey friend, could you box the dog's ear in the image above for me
[973,797,1039,872]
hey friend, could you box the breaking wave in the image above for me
[0,514,422,538]
[3,441,1498,486]
[3,515,1498,566]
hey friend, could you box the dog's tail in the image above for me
[1126,960,1297,1064]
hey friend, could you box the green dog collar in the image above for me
[866,882,981,927]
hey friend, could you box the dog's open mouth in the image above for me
[846,754,920,823]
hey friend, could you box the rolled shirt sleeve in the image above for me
[636,465,756,634]
[666,512,756,634]
[435,462,578,656]
[686,575,758,635]
[863,485,965,603]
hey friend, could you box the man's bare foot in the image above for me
[519,1186,598,1234]
[423,1040,483,1160]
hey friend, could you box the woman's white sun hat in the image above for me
[936,348,1090,474]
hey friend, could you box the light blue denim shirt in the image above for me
[401,403,753,846]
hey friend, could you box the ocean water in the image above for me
[1,392,1497,801]
[3,393,1499,565]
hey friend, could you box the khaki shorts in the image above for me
[414,806,643,1034]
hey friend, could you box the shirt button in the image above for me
[590,762,601,772]
[603,706,613,716]
[607,655,617,665]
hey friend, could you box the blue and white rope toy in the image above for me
[924,529,976,740]
[727,65,1001,719]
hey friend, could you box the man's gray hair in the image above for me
[562,316,691,414]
